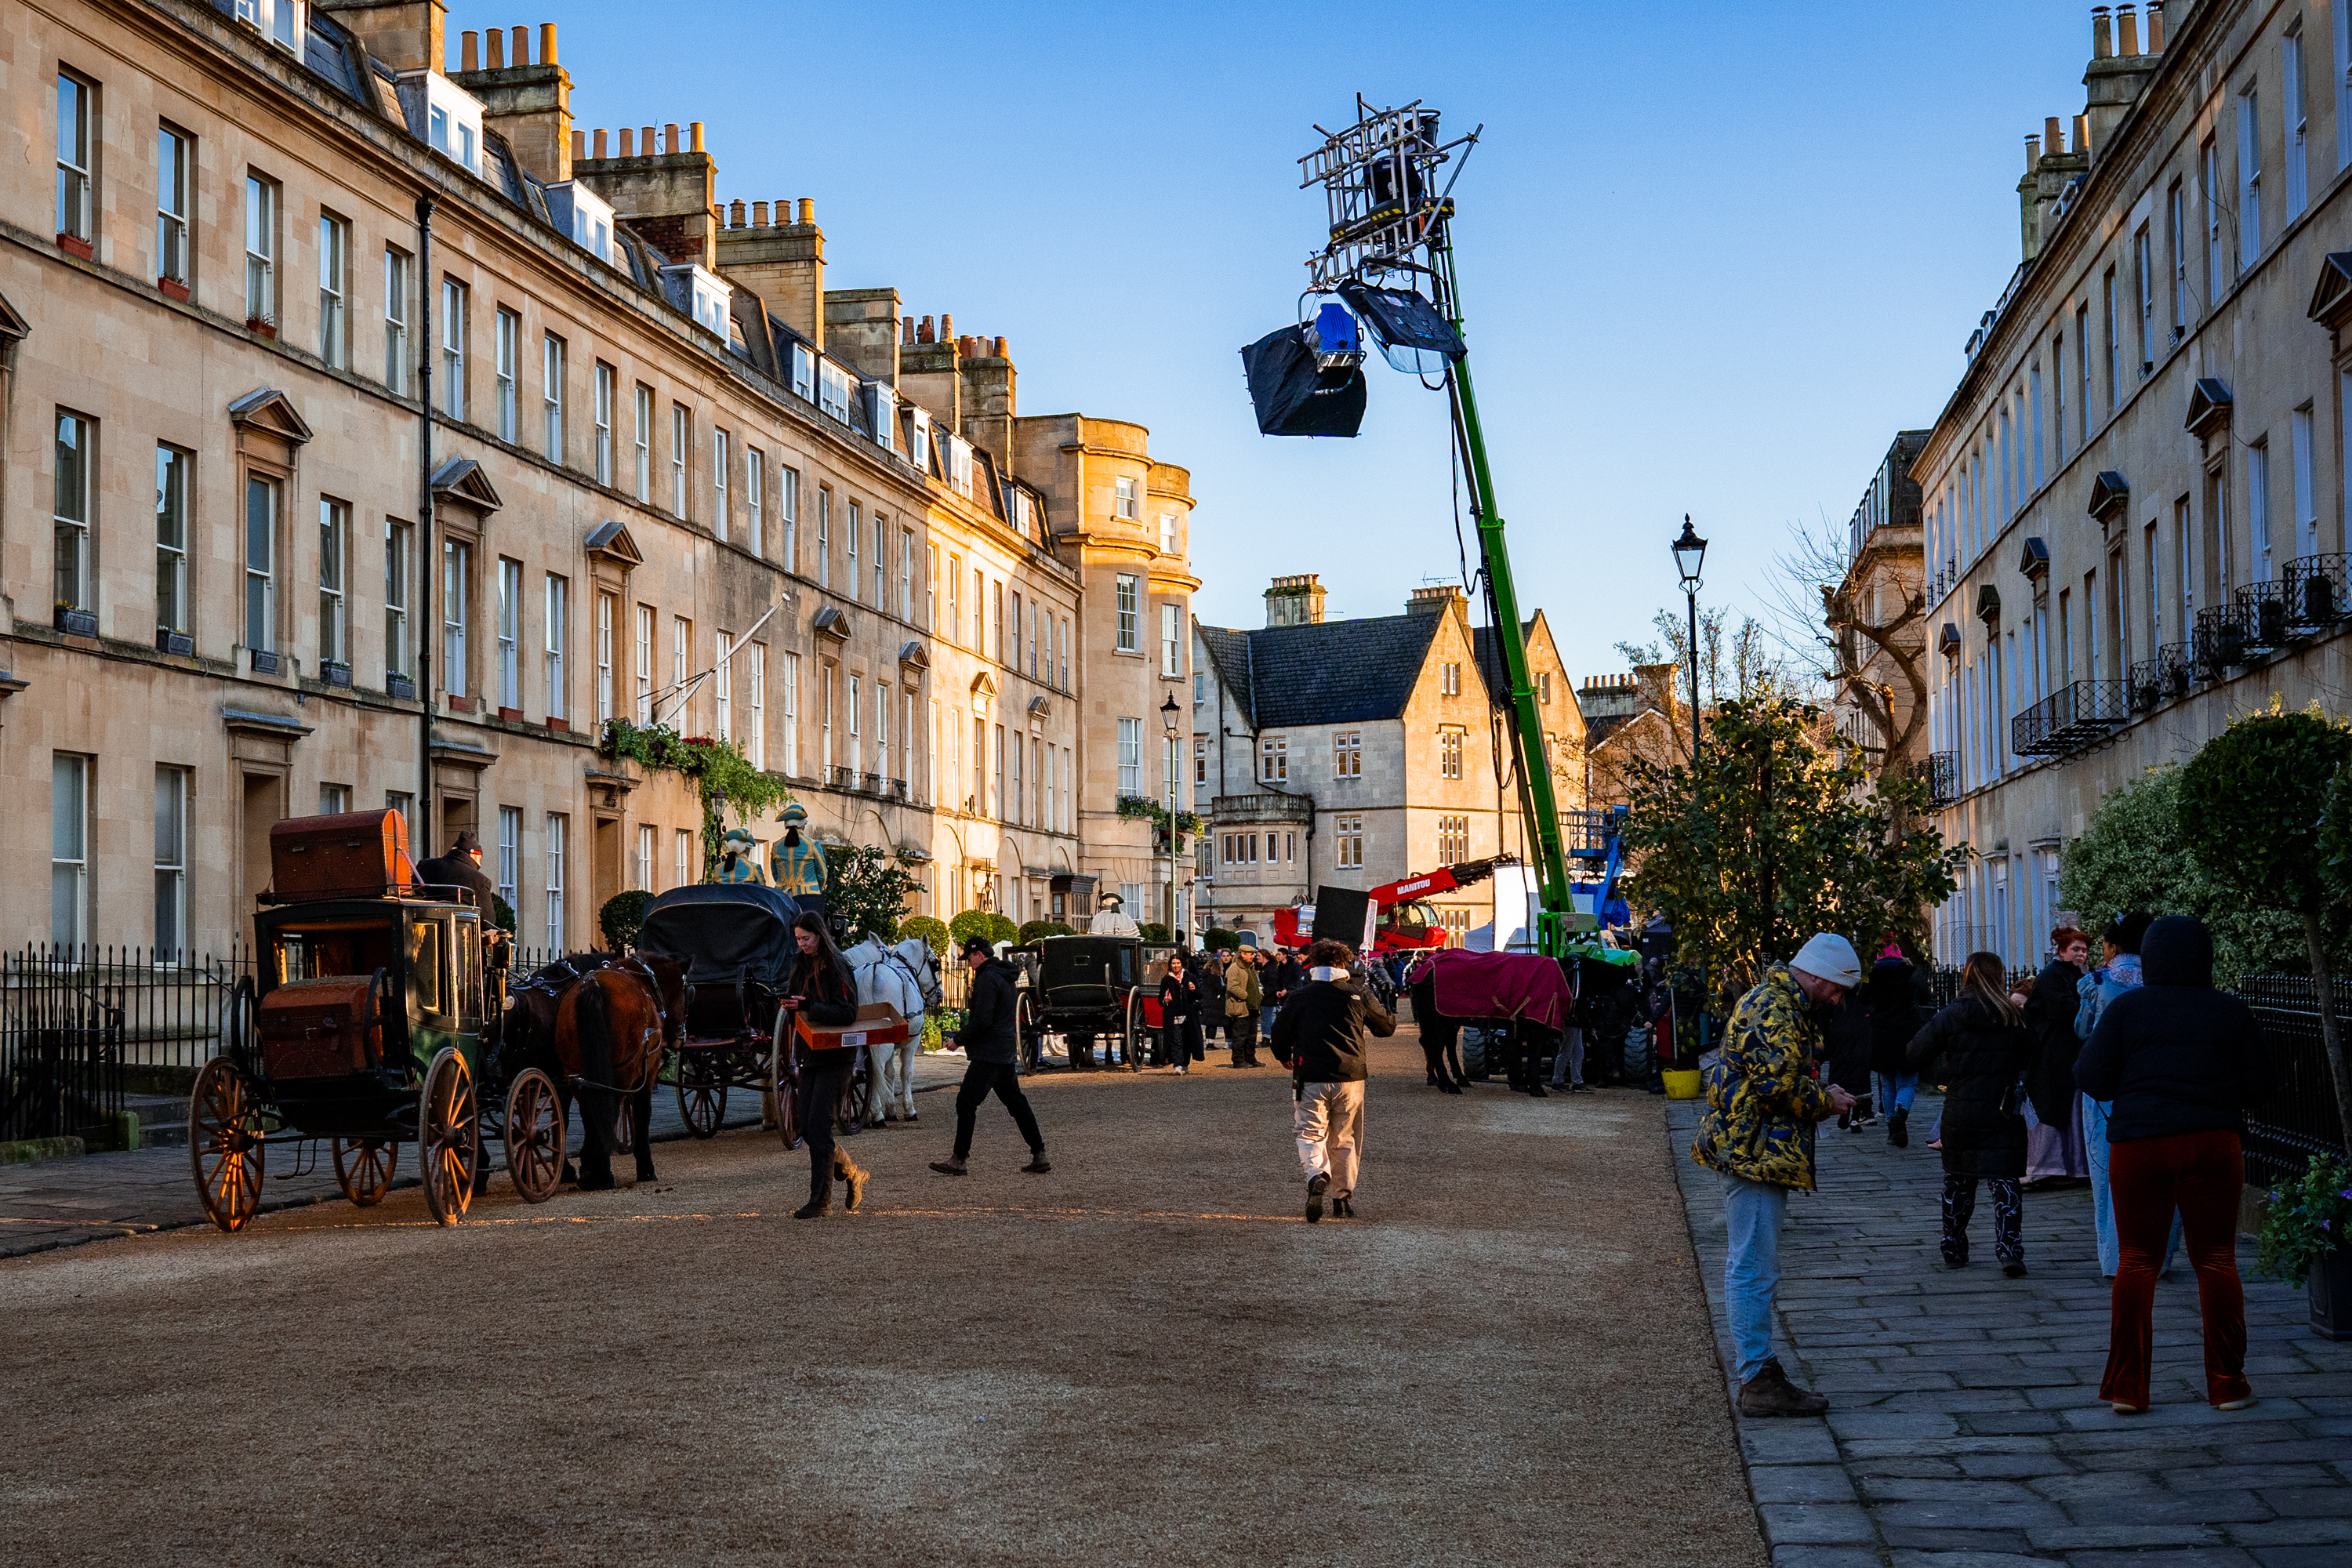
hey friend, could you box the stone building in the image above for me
[1827,430,1933,787]
[2,0,1189,956]
[1577,666,1684,809]
[1913,0,2352,967]
[1190,579,1581,946]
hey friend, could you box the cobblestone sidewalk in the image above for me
[1668,1095,2352,1567]
[0,1051,971,1258]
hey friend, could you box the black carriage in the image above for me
[187,811,561,1232]
[632,884,876,1146]
[1012,934,1181,1072]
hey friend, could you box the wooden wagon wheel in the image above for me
[419,1047,481,1226]
[332,1138,397,1207]
[503,1068,563,1205]
[188,1056,264,1233]
[1125,990,1143,1074]
[675,1047,727,1139]
[1015,995,1040,1076]
[837,1045,870,1136]
[771,1007,802,1151]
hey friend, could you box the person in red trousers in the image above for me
[2075,915,2271,1414]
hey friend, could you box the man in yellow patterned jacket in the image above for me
[1692,932,1860,1418]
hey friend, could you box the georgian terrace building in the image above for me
[1918,0,2352,967]
[2,0,1192,956]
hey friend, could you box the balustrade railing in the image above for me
[2011,681,2129,757]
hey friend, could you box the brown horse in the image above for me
[499,950,612,1186]
[555,954,684,1190]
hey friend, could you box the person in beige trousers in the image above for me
[1270,939,1396,1222]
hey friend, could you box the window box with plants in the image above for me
[386,672,416,701]
[2258,1152,2352,1341]
[321,660,352,688]
[54,603,98,638]
[155,626,194,657]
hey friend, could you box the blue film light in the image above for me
[1313,302,1359,356]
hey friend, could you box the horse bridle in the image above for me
[881,946,942,1008]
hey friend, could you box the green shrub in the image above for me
[1203,927,1241,952]
[1138,922,1173,943]
[492,894,518,935]
[598,890,650,949]
[899,915,949,955]
[1018,920,1074,944]
[2256,1153,2352,1285]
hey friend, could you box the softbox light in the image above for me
[1240,324,1367,437]
[1338,281,1465,375]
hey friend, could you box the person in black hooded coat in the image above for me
[1907,951,2034,1274]
[1864,946,1930,1147]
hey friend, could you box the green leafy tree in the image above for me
[1203,927,1242,952]
[2181,710,2352,1143]
[599,890,651,949]
[986,913,1020,946]
[898,915,949,956]
[823,844,920,945]
[491,894,517,935]
[1138,921,1174,943]
[1018,920,1075,944]
[1619,696,1963,993]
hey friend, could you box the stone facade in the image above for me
[1828,430,1932,785]
[2,0,1188,956]
[1191,580,1580,946]
[1914,0,2352,968]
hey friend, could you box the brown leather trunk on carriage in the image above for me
[260,978,383,1080]
[268,811,412,900]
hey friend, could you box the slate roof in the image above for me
[1471,621,1537,705]
[1199,613,1447,728]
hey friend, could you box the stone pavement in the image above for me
[0,1047,972,1258]
[1668,1094,2352,1567]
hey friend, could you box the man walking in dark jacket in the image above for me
[931,937,1050,1177]
[1271,939,1396,1222]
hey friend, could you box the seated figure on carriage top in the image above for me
[713,827,768,886]
[768,802,829,896]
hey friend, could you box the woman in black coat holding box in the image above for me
[1907,951,2035,1276]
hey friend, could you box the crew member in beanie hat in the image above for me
[1690,931,1859,1417]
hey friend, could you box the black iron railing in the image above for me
[2235,579,2302,653]
[1911,751,1957,808]
[0,946,256,1144]
[826,765,857,790]
[2012,681,2129,757]
[2234,975,2351,1186]
[2283,552,2352,630]
[2194,603,2252,678]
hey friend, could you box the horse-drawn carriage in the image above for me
[188,811,563,1232]
[1012,932,1181,1072]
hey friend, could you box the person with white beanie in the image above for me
[1690,931,1860,1417]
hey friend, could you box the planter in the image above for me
[320,660,351,688]
[245,317,277,339]
[249,648,280,674]
[545,716,570,734]
[56,233,93,260]
[2311,1246,2352,1341]
[158,278,191,303]
[53,606,99,637]
[155,628,194,657]
[446,693,474,713]
[497,705,524,724]
[386,673,416,701]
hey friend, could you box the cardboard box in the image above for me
[795,1000,909,1052]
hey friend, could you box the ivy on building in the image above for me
[597,718,793,877]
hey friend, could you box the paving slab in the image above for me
[1668,1094,2352,1566]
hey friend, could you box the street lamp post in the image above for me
[1671,515,1708,765]
[1161,691,1183,946]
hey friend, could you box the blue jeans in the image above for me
[1719,1171,1788,1384]
[1875,1072,1917,1112]
[2083,1092,2180,1278]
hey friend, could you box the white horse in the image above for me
[844,935,944,1124]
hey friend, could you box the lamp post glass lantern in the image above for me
[1671,515,1707,764]
[1161,691,1182,942]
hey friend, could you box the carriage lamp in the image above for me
[1671,515,1708,591]
[710,787,728,824]
[1160,691,1181,739]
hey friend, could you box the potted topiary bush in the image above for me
[2256,1153,2352,1341]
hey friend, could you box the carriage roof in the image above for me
[635,884,804,989]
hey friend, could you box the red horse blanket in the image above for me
[1427,948,1573,1031]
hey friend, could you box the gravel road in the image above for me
[0,1033,1765,1568]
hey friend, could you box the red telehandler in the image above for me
[1269,855,1518,954]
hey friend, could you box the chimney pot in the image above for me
[918,315,935,343]
[641,125,655,157]
[593,128,608,158]
[752,200,768,226]
[690,122,705,154]
[798,197,815,225]
[993,336,1009,358]
[941,313,953,339]
[572,129,586,162]
[2074,112,2090,155]
[664,123,680,154]
[2118,3,2139,56]
[618,128,634,157]
[2045,115,2066,158]
[902,317,916,346]
[2092,5,2112,60]
[540,22,557,66]
[510,25,528,67]
[460,29,478,71]
[2147,1,2165,51]
[2026,134,2042,172]
[485,27,504,68]
[729,199,746,227]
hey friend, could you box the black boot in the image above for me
[793,1162,833,1219]
[1888,1106,1910,1149]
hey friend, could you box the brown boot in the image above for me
[836,1151,869,1212]
[1737,1359,1828,1417]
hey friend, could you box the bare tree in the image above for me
[1765,513,1929,780]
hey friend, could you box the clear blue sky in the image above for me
[542,0,2088,675]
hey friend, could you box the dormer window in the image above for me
[866,383,895,451]
[545,182,615,264]
[414,73,485,175]
[908,406,931,472]
[818,360,852,423]
[236,0,303,50]
[945,435,975,499]
[660,262,732,338]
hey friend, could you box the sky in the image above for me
[538,0,2096,677]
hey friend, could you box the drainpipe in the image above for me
[416,192,437,851]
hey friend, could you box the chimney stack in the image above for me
[713,186,824,346]
[449,16,575,184]
[2118,3,2140,55]
[460,29,478,71]
[2092,5,2112,60]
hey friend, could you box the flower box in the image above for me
[53,606,99,638]
[158,278,191,303]
[321,660,352,688]
[56,234,93,261]
[497,705,524,724]
[249,648,281,674]
[545,716,571,734]
[446,693,474,713]
[155,628,194,657]
[386,673,416,701]
[246,317,278,339]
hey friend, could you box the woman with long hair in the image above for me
[1907,951,2035,1275]
[782,910,867,1219]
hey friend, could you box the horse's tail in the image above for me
[574,971,613,1087]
